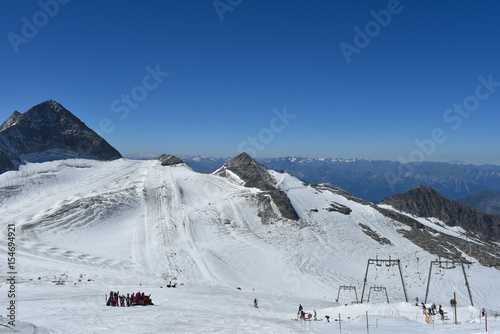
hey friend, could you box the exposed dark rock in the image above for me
[0,133,22,173]
[396,225,498,268]
[256,194,280,224]
[326,201,352,215]
[358,223,392,245]
[380,185,500,241]
[313,183,373,206]
[0,100,122,174]
[375,190,499,268]
[383,212,498,267]
[0,147,17,173]
[219,152,276,189]
[374,205,425,229]
[214,152,299,221]
[157,154,184,166]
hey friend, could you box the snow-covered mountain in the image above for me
[0,100,121,174]
[1,102,499,332]
[1,153,499,332]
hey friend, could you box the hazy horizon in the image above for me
[122,152,500,167]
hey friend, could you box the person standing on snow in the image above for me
[254,298,258,308]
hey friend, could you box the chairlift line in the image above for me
[424,258,473,306]
[360,257,408,303]
[337,285,359,304]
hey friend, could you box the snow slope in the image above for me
[0,158,499,333]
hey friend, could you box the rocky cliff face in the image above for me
[0,147,16,172]
[380,185,500,241]
[0,100,121,174]
[214,152,299,221]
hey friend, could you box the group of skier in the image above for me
[420,300,445,319]
[106,291,154,307]
[297,304,317,321]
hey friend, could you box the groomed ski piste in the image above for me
[0,158,499,333]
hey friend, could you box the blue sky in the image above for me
[1,0,500,164]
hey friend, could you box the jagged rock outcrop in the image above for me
[380,185,500,241]
[358,223,392,245]
[326,201,352,215]
[313,183,372,206]
[157,154,184,166]
[214,152,299,221]
[0,100,121,174]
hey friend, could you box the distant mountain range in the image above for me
[179,156,500,203]
[457,190,500,216]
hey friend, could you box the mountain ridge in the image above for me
[380,185,500,242]
[178,155,500,202]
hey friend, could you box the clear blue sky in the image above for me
[1,0,499,164]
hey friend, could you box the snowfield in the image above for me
[0,158,499,333]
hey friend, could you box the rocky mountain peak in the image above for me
[226,152,255,166]
[222,152,275,190]
[215,152,299,221]
[415,184,438,193]
[0,110,23,132]
[0,100,122,174]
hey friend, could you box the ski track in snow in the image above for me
[0,159,499,333]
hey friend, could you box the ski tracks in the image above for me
[10,238,132,271]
